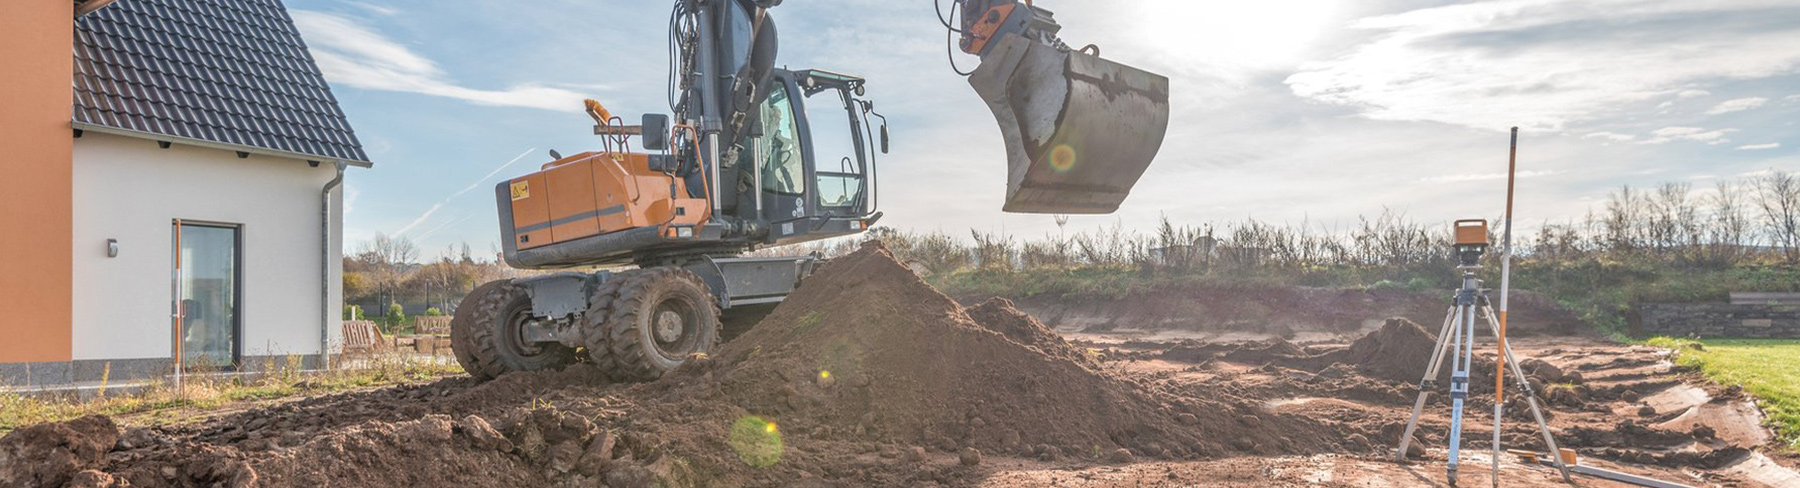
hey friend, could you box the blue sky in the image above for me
[287,0,1800,259]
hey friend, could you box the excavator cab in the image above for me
[725,68,883,246]
[734,69,883,245]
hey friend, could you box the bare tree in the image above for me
[354,233,420,312]
[358,233,420,266]
[1704,180,1751,264]
[1753,170,1800,262]
[1645,182,1700,257]
[1603,185,1647,252]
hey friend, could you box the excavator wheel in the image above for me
[451,279,577,380]
[606,267,721,381]
[580,269,637,374]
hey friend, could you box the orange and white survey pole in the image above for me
[1493,127,1519,487]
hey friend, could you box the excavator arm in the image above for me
[672,0,1168,216]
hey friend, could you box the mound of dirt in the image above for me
[1220,338,1308,364]
[0,415,118,488]
[667,241,1335,460]
[964,297,1096,366]
[1334,317,1440,383]
[1163,317,1446,386]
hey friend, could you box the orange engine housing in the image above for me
[505,152,707,250]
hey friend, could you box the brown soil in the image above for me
[0,415,117,488]
[1,241,1789,488]
[669,243,1336,460]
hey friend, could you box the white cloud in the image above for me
[291,11,590,111]
[414,214,477,241]
[1707,97,1768,114]
[346,2,397,16]
[1677,89,1712,99]
[1641,126,1737,144]
[1417,170,1563,183]
[1583,131,1636,142]
[1786,94,1800,102]
[395,147,536,236]
[1737,143,1781,150]
[1285,0,1800,129]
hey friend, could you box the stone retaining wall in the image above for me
[1631,303,1800,338]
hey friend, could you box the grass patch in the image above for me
[1649,337,1800,449]
[0,352,462,435]
[793,312,825,336]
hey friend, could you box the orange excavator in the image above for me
[451,0,1169,381]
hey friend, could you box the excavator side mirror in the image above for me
[879,123,890,154]
[641,114,670,151]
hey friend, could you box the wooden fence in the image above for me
[341,320,386,352]
[415,316,453,334]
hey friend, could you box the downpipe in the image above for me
[321,161,347,370]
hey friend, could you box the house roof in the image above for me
[73,0,371,166]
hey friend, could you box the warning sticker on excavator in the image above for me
[510,181,530,201]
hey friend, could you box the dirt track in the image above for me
[3,242,1795,487]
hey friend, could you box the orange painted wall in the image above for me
[0,2,74,362]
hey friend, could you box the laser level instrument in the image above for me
[1394,217,1573,485]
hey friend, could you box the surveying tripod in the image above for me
[1395,221,1572,486]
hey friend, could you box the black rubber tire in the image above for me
[607,268,721,381]
[449,279,509,380]
[580,270,638,375]
[451,280,576,380]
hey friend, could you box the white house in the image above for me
[0,0,370,387]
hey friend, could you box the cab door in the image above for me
[798,78,870,218]
[752,74,811,233]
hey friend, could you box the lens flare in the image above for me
[1048,144,1077,172]
[730,415,782,468]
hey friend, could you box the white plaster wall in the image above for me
[72,132,345,361]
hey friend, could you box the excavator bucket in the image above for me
[969,34,1170,214]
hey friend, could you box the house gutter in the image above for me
[70,123,374,168]
[321,161,347,370]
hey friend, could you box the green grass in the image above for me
[1649,337,1800,449]
[0,352,462,435]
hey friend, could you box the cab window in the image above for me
[758,84,804,195]
[806,90,864,210]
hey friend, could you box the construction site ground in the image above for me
[4,242,1797,487]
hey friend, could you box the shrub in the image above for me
[424,307,444,317]
[385,302,407,331]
